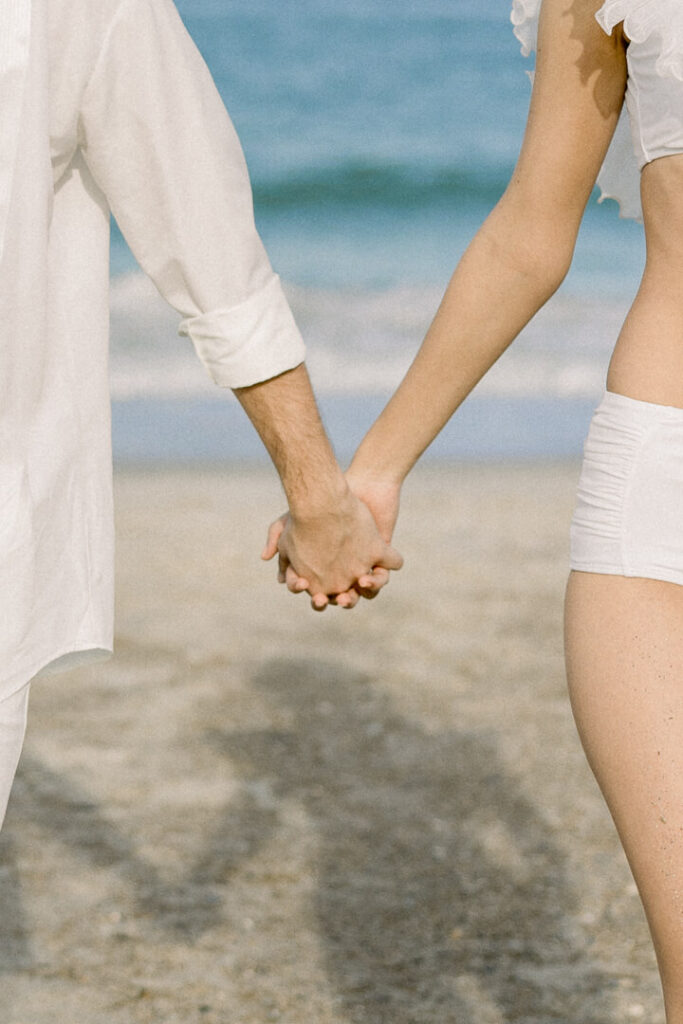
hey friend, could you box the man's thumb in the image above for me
[262,516,286,560]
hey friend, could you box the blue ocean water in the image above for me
[110,0,646,460]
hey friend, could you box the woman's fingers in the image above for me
[285,564,309,594]
[269,506,402,608]
[279,558,395,604]
[332,569,390,606]
[376,543,403,572]
[278,549,289,584]
[357,566,390,598]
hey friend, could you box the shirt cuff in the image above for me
[178,275,306,389]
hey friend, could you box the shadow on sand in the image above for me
[0,656,620,1022]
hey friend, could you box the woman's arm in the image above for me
[347,0,628,523]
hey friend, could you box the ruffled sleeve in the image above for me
[509,0,659,222]
[596,0,683,81]
[510,0,541,58]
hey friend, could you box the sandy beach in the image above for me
[0,462,664,1023]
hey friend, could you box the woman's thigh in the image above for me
[565,572,683,1000]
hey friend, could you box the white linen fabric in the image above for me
[0,0,32,264]
[511,0,683,221]
[571,392,683,586]
[0,0,306,699]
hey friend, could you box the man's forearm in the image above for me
[234,363,348,518]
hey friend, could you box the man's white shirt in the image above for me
[0,0,306,695]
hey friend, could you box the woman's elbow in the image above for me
[499,186,580,290]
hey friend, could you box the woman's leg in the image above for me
[566,155,683,1023]
[0,683,31,829]
[566,574,683,1018]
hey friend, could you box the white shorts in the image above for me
[571,391,683,586]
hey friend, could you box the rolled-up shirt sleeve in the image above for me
[79,0,305,389]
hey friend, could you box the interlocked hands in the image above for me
[262,473,403,610]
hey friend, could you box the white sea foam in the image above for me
[110,271,631,401]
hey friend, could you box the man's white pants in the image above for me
[0,683,30,829]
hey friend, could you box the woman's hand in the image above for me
[345,468,401,544]
[339,468,402,600]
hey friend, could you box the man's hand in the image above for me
[262,487,402,610]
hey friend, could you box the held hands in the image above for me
[262,475,403,610]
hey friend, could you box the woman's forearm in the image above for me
[350,193,579,484]
[348,0,628,489]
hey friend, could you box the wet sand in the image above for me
[0,463,664,1023]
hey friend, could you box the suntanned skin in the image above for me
[235,363,402,610]
[567,152,683,1024]
[268,1,683,1017]
[346,0,627,499]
